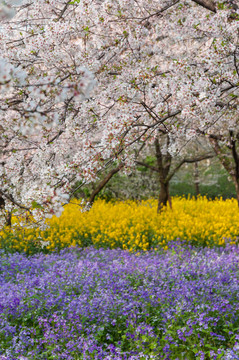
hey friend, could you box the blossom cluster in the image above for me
[0,0,97,222]
[1,244,239,359]
[1,0,239,222]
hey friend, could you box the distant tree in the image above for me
[204,130,239,206]
[194,162,200,197]
[136,135,214,211]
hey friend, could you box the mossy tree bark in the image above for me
[136,134,214,212]
[88,163,124,206]
[155,136,172,212]
[209,130,239,207]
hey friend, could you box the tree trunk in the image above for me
[0,195,5,209]
[158,181,171,212]
[234,178,239,207]
[0,195,12,226]
[5,212,12,227]
[209,132,239,207]
[194,162,200,197]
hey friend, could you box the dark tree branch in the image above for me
[56,0,72,21]
[234,49,239,77]
[140,0,180,22]
[209,137,234,175]
[191,0,216,12]
[167,153,215,182]
[136,160,159,172]
[47,130,64,145]
[0,190,31,212]
[88,163,124,205]
[138,102,181,130]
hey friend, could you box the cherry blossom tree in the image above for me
[200,130,239,206]
[1,0,239,225]
[136,135,214,211]
[0,0,96,225]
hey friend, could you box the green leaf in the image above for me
[83,26,89,34]
[31,200,43,209]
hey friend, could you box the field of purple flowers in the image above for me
[1,243,239,360]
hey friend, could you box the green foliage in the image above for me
[74,156,236,202]
[31,201,44,210]
[137,156,156,172]
[217,2,224,9]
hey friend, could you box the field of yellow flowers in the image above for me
[1,197,239,253]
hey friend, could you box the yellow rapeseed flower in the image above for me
[1,196,239,253]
